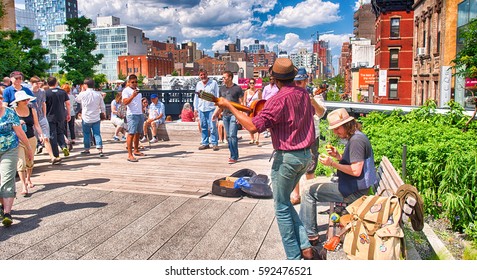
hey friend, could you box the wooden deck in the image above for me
[1,121,335,260]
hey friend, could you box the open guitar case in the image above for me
[198,169,254,200]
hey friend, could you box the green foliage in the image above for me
[359,101,477,244]
[171,69,179,76]
[118,70,127,81]
[452,18,477,78]
[93,73,108,89]
[59,16,104,85]
[0,28,51,78]
[0,0,5,19]
[314,120,344,177]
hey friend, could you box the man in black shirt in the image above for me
[213,71,243,164]
[45,76,71,163]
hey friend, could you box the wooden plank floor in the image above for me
[1,122,336,260]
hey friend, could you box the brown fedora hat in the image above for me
[327,108,354,129]
[269,58,298,80]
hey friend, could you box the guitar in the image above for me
[323,214,352,251]
[196,90,266,117]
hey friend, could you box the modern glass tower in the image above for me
[25,0,78,47]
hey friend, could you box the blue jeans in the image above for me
[271,149,312,260]
[82,120,103,149]
[199,110,218,146]
[222,114,238,160]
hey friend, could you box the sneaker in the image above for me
[140,136,147,143]
[68,141,73,152]
[212,145,219,151]
[2,213,13,227]
[36,146,43,155]
[62,147,70,157]
[228,158,238,164]
[113,136,120,141]
[80,150,90,155]
[0,204,4,220]
[149,137,158,143]
[99,152,105,158]
[198,145,210,150]
[121,136,127,141]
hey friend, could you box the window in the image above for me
[389,79,398,99]
[389,49,399,68]
[390,18,400,37]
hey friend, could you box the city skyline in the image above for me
[15,0,368,73]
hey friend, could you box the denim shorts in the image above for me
[127,114,144,134]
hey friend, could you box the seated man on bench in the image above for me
[299,108,377,245]
[144,94,165,143]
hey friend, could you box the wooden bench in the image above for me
[326,156,406,239]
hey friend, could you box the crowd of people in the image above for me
[1,60,377,262]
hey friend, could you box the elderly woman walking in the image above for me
[0,88,34,227]
[11,91,44,196]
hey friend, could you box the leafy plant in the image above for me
[359,101,477,245]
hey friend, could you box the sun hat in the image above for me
[294,68,309,81]
[269,58,298,80]
[10,90,36,106]
[150,93,158,99]
[327,108,354,130]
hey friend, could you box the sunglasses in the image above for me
[249,82,255,85]
[130,81,138,83]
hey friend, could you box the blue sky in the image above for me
[16,0,370,72]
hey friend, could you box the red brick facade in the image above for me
[374,10,414,105]
[117,55,174,78]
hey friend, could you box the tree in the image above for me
[452,17,477,79]
[59,16,103,85]
[0,28,50,78]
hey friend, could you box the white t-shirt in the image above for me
[122,87,142,115]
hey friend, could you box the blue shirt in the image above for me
[3,85,36,107]
[148,101,165,123]
[193,78,219,112]
[0,107,21,151]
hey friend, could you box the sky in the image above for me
[16,0,371,73]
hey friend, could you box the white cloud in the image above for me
[354,0,371,11]
[319,33,354,49]
[264,0,340,28]
[278,33,312,53]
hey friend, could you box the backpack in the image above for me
[342,195,405,260]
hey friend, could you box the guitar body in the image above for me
[248,99,266,117]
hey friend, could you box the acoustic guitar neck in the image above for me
[197,90,251,113]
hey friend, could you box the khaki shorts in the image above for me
[17,137,37,171]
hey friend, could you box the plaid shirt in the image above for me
[252,85,315,151]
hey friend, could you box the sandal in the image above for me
[249,140,255,144]
[133,152,146,156]
[21,190,29,197]
[127,157,138,162]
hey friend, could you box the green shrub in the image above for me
[359,101,477,245]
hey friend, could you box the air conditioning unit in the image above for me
[417,47,426,56]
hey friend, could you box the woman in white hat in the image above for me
[11,90,45,196]
[299,108,377,244]
[0,88,34,226]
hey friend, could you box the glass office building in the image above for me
[47,17,146,81]
[25,0,78,47]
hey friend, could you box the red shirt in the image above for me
[252,85,315,151]
[181,109,195,122]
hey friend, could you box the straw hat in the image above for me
[10,90,36,106]
[327,108,354,130]
[269,58,298,80]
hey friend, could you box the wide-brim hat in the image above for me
[10,90,36,106]
[294,68,308,81]
[327,108,354,129]
[269,58,298,80]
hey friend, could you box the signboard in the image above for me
[358,68,375,89]
[378,70,387,97]
[439,66,452,107]
[161,75,226,90]
[465,78,477,88]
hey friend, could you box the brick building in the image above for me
[195,57,226,76]
[117,54,174,79]
[354,3,377,44]
[372,0,415,105]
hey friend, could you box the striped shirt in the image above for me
[252,85,315,151]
